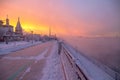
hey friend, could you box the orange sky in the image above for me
[0,0,120,37]
[0,0,78,36]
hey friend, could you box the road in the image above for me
[0,41,60,80]
[0,40,88,80]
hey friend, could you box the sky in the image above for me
[0,0,120,37]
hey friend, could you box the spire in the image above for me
[15,17,23,35]
[16,17,21,28]
[6,15,9,26]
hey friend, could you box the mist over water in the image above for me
[63,37,120,73]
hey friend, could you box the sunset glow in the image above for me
[0,0,120,37]
[0,1,120,79]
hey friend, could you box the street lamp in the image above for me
[31,31,33,43]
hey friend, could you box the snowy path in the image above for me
[41,41,64,80]
[0,40,116,80]
[0,41,41,55]
[0,41,64,80]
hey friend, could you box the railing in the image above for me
[61,44,89,80]
[62,41,120,80]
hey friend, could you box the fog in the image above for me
[63,37,120,73]
[0,0,120,36]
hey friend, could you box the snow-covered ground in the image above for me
[0,41,41,55]
[63,43,115,80]
[19,48,49,80]
[0,41,64,80]
[41,41,64,80]
[1,40,118,80]
[60,49,80,80]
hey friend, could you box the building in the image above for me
[0,17,24,42]
[0,17,14,41]
[0,16,14,35]
[15,17,23,36]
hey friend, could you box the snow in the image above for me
[35,48,49,63]
[63,43,115,80]
[1,40,116,80]
[41,41,64,80]
[3,48,49,61]
[1,41,64,80]
[60,49,79,80]
[19,67,31,80]
[18,48,49,80]
[0,41,41,55]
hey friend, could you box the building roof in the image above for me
[2,25,13,28]
[15,17,22,31]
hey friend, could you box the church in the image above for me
[15,17,23,36]
[0,16,23,42]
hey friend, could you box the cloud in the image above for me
[0,0,120,37]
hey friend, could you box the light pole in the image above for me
[31,31,33,43]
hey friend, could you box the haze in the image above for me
[0,0,120,37]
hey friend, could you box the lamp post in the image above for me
[31,31,33,43]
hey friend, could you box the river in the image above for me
[63,37,120,73]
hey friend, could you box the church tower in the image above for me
[15,17,23,35]
[6,15,9,26]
